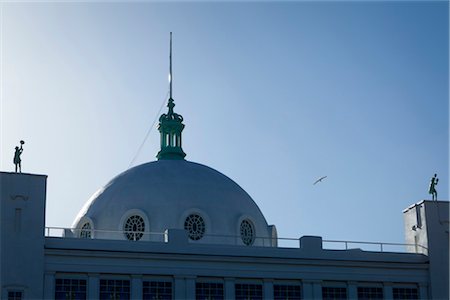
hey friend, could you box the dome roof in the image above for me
[72,36,277,246]
[73,160,276,246]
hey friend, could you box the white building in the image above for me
[1,42,448,300]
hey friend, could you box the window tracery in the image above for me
[184,214,205,240]
[240,219,255,246]
[124,215,145,241]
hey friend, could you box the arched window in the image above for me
[240,219,255,246]
[184,214,205,240]
[124,215,145,241]
[80,222,92,239]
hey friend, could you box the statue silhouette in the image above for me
[429,173,438,201]
[13,140,24,173]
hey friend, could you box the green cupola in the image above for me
[157,32,186,160]
[156,97,186,160]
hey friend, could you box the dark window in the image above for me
[357,287,383,300]
[235,283,263,300]
[143,281,172,300]
[274,284,302,300]
[99,279,130,300]
[124,215,145,241]
[240,220,255,246]
[322,287,347,300]
[184,214,206,240]
[196,282,224,300]
[55,279,87,300]
[80,223,92,238]
[393,287,419,300]
[8,291,23,300]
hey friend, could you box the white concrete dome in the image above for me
[73,160,277,246]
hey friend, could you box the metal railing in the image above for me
[322,239,428,253]
[45,226,166,242]
[44,227,428,254]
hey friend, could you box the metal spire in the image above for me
[169,32,173,99]
[156,32,186,160]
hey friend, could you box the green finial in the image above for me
[157,33,186,160]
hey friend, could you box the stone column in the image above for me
[312,281,322,299]
[224,277,235,299]
[185,276,196,299]
[303,280,322,299]
[131,275,142,299]
[174,276,185,299]
[418,283,429,300]
[263,279,274,300]
[303,281,313,299]
[383,282,393,300]
[88,273,99,299]
[347,281,358,299]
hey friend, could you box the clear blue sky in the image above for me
[1,1,448,245]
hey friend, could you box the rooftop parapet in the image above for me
[45,226,427,254]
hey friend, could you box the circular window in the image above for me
[240,219,255,246]
[124,215,145,241]
[80,222,92,239]
[184,214,205,240]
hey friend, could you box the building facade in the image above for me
[0,95,448,299]
[1,40,448,299]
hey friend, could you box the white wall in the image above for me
[0,172,47,299]
[404,200,449,300]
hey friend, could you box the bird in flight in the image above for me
[313,176,327,185]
